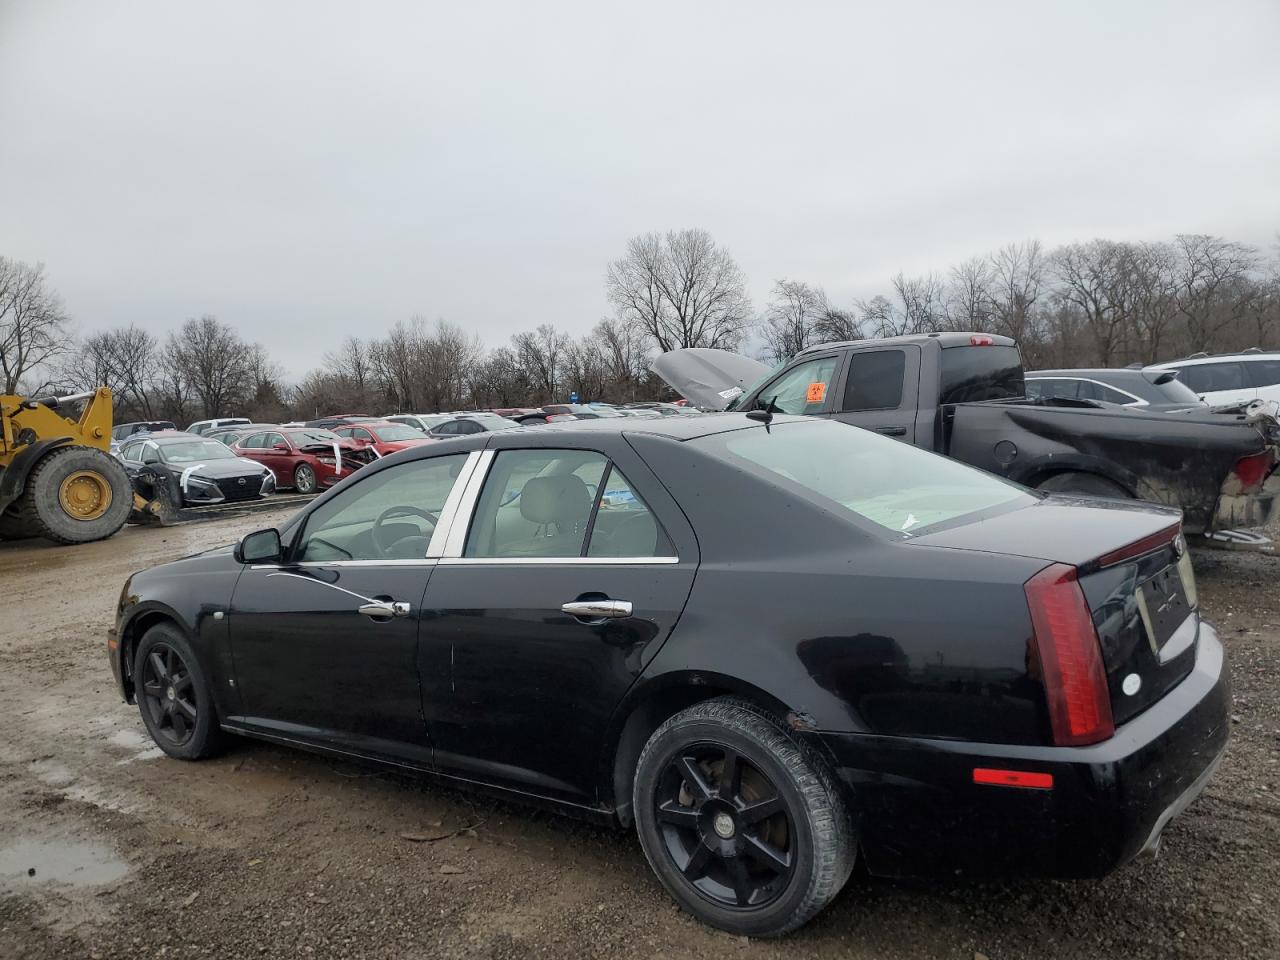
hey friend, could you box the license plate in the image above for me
[1136,566,1191,654]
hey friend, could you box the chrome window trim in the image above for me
[438,556,679,566]
[439,449,494,556]
[425,450,486,558]
[1024,375,1147,406]
[250,559,439,569]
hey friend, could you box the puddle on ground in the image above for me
[0,838,129,890]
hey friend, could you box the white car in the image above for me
[186,417,252,436]
[1145,351,1280,406]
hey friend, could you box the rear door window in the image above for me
[1179,362,1248,394]
[1246,359,1280,388]
[841,350,905,411]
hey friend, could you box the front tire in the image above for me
[294,463,317,494]
[632,698,855,937]
[134,624,222,760]
[9,446,133,544]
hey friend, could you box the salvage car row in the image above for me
[111,404,699,507]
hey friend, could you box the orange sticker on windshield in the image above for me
[806,382,827,403]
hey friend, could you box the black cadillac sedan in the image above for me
[108,414,1228,936]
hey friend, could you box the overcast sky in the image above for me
[2,0,1278,377]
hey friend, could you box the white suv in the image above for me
[1145,351,1280,406]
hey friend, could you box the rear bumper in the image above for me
[816,622,1230,879]
[1213,472,1280,530]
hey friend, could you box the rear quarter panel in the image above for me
[944,403,1265,532]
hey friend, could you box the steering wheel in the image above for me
[371,505,440,558]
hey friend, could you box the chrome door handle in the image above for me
[358,600,411,619]
[561,599,633,619]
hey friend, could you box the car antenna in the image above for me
[746,395,779,430]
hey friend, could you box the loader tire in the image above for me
[10,446,133,544]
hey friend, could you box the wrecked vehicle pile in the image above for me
[654,333,1280,537]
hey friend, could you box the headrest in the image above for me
[520,474,591,526]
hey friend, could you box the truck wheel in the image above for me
[10,446,134,544]
[1036,472,1131,499]
[632,698,855,937]
[294,463,317,494]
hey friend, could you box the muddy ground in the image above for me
[0,510,1276,960]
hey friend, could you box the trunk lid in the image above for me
[912,496,1198,726]
[650,348,772,411]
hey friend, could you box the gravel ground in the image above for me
[0,512,1277,959]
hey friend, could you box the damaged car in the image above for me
[109,414,1227,937]
[231,427,376,493]
[118,432,275,506]
[653,333,1280,535]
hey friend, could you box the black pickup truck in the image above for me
[652,333,1280,535]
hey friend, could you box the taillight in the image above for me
[1025,563,1115,746]
[1231,451,1274,494]
[969,334,994,346]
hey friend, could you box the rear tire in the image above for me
[294,463,317,493]
[632,698,855,937]
[1036,471,1131,499]
[134,623,222,761]
[9,446,133,544]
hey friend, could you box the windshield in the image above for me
[1143,372,1202,404]
[695,420,1032,537]
[374,424,427,441]
[159,441,236,464]
[939,345,1025,403]
[287,430,341,446]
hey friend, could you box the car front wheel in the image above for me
[294,463,318,493]
[133,624,222,760]
[632,698,855,937]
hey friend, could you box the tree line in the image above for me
[2,227,1277,424]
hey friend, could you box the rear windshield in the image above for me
[1143,372,1202,404]
[939,345,1025,404]
[374,424,426,441]
[695,420,1032,537]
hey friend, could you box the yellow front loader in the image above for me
[0,387,147,544]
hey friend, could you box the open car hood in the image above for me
[650,349,771,411]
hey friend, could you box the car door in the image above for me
[418,438,698,804]
[744,353,843,418]
[226,450,479,764]
[1176,362,1256,405]
[830,346,920,441]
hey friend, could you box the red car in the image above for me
[231,427,375,493]
[332,420,436,457]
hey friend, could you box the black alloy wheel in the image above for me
[633,698,854,937]
[139,642,199,747]
[655,744,795,909]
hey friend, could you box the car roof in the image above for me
[1029,369,1145,379]
[533,411,784,442]
[131,430,207,443]
[795,332,1017,357]
[1148,351,1279,368]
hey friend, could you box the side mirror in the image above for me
[273,442,290,451]
[236,528,282,564]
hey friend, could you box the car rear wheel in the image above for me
[1037,471,1131,498]
[294,463,317,494]
[134,624,222,760]
[632,698,854,937]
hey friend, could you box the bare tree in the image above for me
[987,241,1046,345]
[165,315,254,418]
[592,316,648,401]
[1174,235,1258,351]
[1126,242,1180,363]
[511,324,567,403]
[60,325,160,417]
[1052,241,1132,366]
[948,256,995,331]
[606,229,753,352]
[0,258,71,393]
[758,279,827,363]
